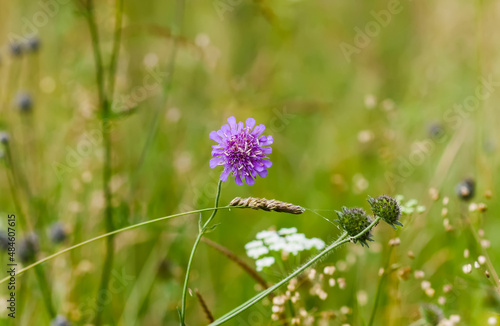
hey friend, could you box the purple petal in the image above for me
[246,118,256,130]
[237,121,244,133]
[227,116,237,133]
[209,131,222,143]
[257,169,268,178]
[234,173,243,185]
[245,174,255,185]
[220,124,231,136]
[262,147,272,155]
[262,160,273,168]
[210,157,225,168]
[252,124,266,137]
[220,167,231,182]
[259,135,273,146]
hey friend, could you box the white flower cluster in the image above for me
[245,227,326,271]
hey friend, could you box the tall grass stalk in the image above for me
[84,0,124,324]
[2,138,55,318]
[0,205,242,284]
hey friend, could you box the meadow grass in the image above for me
[1,0,500,325]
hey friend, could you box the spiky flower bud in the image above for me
[16,92,33,113]
[19,233,39,264]
[27,37,41,53]
[49,222,67,244]
[335,207,373,247]
[367,195,403,230]
[9,42,23,57]
[229,197,305,214]
[455,178,475,201]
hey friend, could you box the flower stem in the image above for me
[180,180,223,325]
[210,215,382,325]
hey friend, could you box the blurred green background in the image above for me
[1,0,499,325]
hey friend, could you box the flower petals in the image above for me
[210,117,272,185]
[246,118,256,130]
[227,116,237,133]
[210,157,224,169]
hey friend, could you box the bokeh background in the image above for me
[1,0,500,325]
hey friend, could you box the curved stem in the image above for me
[180,180,223,325]
[0,205,239,285]
[210,216,382,325]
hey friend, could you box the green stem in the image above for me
[107,0,124,101]
[85,0,125,323]
[180,180,223,325]
[367,246,394,326]
[210,215,382,325]
[2,144,56,318]
[33,265,56,319]
[0,206,238,285]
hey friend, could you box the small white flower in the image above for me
[256,230,277,240]
[247,246,269,259]
[488,316,498,325]
[278,227,297,235]
[245,240,264,250]
[256,256,275,271]
[478,256,486,265]
[462,264,472,274]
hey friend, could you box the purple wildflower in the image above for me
[210,116,273,185]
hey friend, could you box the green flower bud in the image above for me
[368,195,403,230]
[335,207,373,247]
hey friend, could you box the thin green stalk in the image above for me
[2,143,56,318]
[0,206,239,284]
[210,215,382,325]
[367,246,394,326]
[85,0,124,323]
[180,180,223,325]
[107,0,125,101]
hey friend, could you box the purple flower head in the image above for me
[210,116,273,185]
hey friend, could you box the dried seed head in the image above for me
[367,195,403,229]
[229,197,305,214]
[335,207,374,247]
[398,266,412,281]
